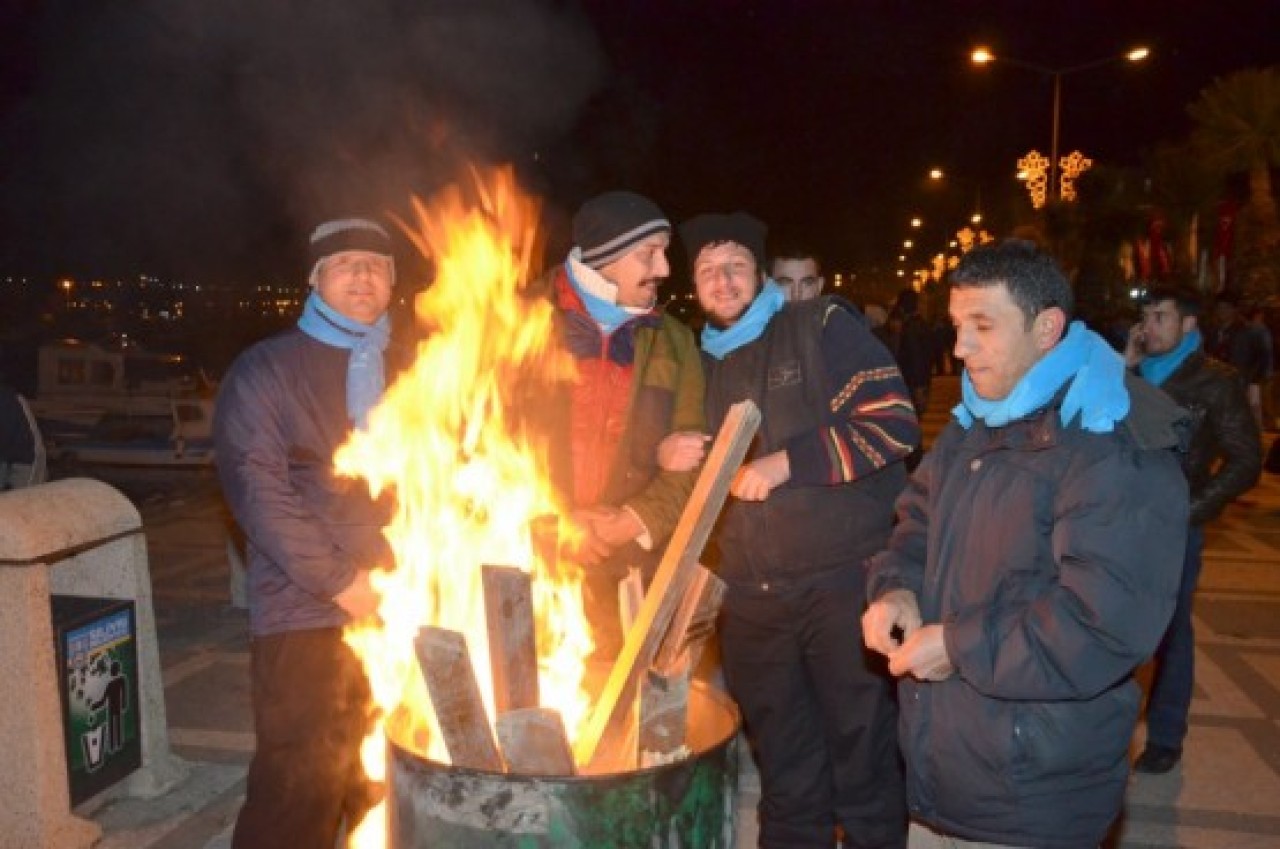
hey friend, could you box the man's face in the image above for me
[950,283,1060,401]
[1138,299,1195,356]
[771,257,823,302]
[694,242,760,327]
[597,232,671,309]
[314,250,394,325]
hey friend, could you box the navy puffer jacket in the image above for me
[868,375,1189,848]
[214,329,393,636]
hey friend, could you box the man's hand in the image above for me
[566,508,619,566]
[591,507,644,548]
[334,570,380,620]
[862,588,923,656]
[1124,322,1146,368]
[887,624,955,681]
[730,450,790,501]
[658,431,711,472]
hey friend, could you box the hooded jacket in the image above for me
[867,375,1189,848]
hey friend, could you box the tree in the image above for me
[1187,66,1280,296]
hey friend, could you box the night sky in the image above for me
[1,0,1277,285]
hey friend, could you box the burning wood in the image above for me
[574,399,761,773]
[482,565,539,714]
[413,627,504,773]
[618,566,644,636]
[495,707,576,776]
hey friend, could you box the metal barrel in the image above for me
[389,680,740,848]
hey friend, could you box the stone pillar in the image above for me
[0,478,189,849]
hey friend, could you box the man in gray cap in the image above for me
[531,190,706,661]
[215,216,398,848]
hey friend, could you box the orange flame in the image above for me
[336,167,592,848]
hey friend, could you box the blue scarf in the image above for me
[1138,328,1201,387]
[700,280,787,360]
[954,321,1130,433]
[297,291,390,428]
[565,253,635,335]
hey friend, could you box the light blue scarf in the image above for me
[1139,328,1201,387]
[565,251,639,334]
[297,291,390,428]
[954,320,1130,433]
[701,280,787,360]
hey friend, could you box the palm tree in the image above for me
[1187,66,1280,296]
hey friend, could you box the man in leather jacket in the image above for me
[1126,284,1261,773]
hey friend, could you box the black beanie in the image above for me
[572,191,671,270]
[679,212,768,269]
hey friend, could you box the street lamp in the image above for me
[928,168,984,224]
[971,45,1150,200]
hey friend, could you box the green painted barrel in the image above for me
[388,681,740,848]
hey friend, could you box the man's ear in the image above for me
[1183,314,1198,335]
[1034,307,1067,352]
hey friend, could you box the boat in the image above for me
[30,337,217,468]
[31,336,212,442]
[54,396,215,468]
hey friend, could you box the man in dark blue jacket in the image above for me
[864,240,1189,848]
[215,217,395,849]
[684,211,919,848]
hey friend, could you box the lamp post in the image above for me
[971,46,1149,200]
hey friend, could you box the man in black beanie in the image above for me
[682,211,917,848]
[529,190,707,661]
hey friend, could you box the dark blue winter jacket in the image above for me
[214,328,392,636]
[867,375,1189,848]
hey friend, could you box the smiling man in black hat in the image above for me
[683,210,918,848]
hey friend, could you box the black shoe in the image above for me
[1134,744,1182,774]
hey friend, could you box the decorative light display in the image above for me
[1017,150,1050,209]
[1058,151,1093,202]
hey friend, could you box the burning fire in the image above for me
[335,167,593,847]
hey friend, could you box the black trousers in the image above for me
[232,628,376,849]
[720,564,906,849]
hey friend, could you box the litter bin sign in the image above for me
[51,595,142,805]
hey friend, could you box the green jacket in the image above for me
[530,266,706,549]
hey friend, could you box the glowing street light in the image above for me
[910,217,923,228]
[970,44,1150,199]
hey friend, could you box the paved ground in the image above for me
[73,375,1280,847]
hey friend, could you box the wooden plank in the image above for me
[653,565,708,673]
[495,707,576,776]
[574,399,760,772]
[414,627,505,772]
[639,656,691,768]
[658,567,726,676]
[482,565,539,714]
[618,566,644,636]
[682,571,726,674]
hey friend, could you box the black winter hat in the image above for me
[679,212,767,269]
[573,191,671,270]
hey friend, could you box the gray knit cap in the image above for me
[572,191,671,270]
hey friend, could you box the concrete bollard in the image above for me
[0,478,189,849]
